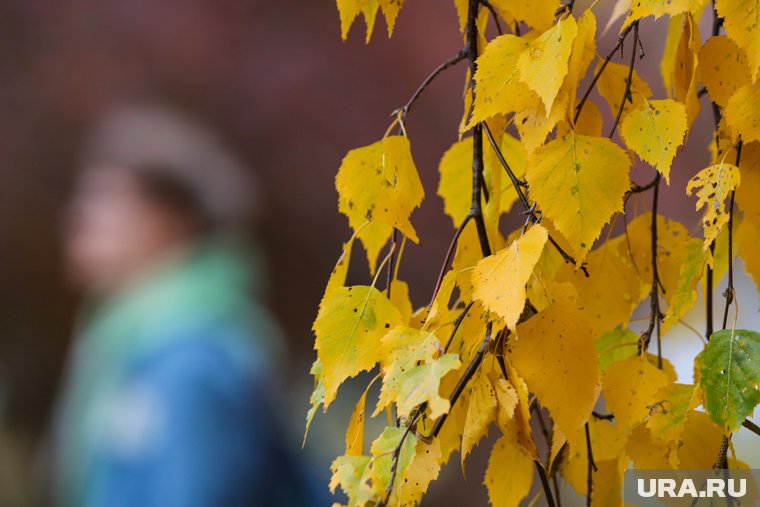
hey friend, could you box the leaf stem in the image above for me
[608,21,639,138]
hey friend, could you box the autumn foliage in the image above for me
[306,0,760,505]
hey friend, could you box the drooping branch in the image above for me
[609,21,640,138]
[393,49,467,122]
[481,121,589,276]
[721,139,742,329]
[375,409,422,507]
[574,23,636,124]
[585,422,598,507]
[430,322,494,438]
[641,172,663,368]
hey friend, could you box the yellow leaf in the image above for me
[676,410,725,468]
[499,361,539,459]
[395,354,461,419]
[375,326,441,416]
[330,454,374,505]
[526,133,631,261]
[494,376,519,426]
[345,384,371,456]
[619,99,688,184]
[725,81,760,143]
[304,359,325,445]
[461,368,498,466]
[601,354,670,429]
[326,236,356,295]
[661,239,706,334]
[390,279,413,325]
[377,0,404,36]
[437,137,473,226]
[699,35,751,108]
[626,423,673,468]
[357,221,393,275]
[716,0,760,81]
[672,14,701,127]
[645,383,699,445]
[472,225,549,329]
[465,35,538,129]
[618,213,693,303]
[511,300,601,446]
[336,0,404,42]
[336,0,365,40]
[596,60,652,120]
[564,11,598,113]
[517,16,578,115]
[623,0,707,26]
[315,285,403,407]
[396,439,442,506]
[497,0,556,30]
[686,162,741,250]
[514,92,569,155]
[559,233,640,336]
[660,15,683,97]
[738,218,760,293]
[337,135,424,244]
[569,99,603,137]
[483,435,534,507]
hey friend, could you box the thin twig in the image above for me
[585,422,597,506]
[721,140,742,329]
[535,462,558,507]
[609,21,639,138]
[641,172,663,368]
[479,0,503,35]
[443,301,475,352]
[385,228,398,297]
[430,322,493,438]
[393,50,467,122]
[481,121,589,276]
[574,23,636,124]
[742,419,760,437]
[427,214,472,313]
[375,410,421,507]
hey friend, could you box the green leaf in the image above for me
[698,329,760,433]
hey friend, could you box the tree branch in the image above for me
[585,422,597,506]
[479,0,503,35]
[481,121,589,276]
[574,23,636,124]
[721,139,742,330]
[742,419,760,437]
[641,172,663,368]
[608,21,639,138]
[429,322,493,438]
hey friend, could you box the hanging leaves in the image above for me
[318,1,760,505]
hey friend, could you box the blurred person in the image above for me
[53,105,326,507]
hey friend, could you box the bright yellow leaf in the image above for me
[526,133,631,261]
[564,11,598,113]
[314,285,402,407]
[686,162,741,250]
[336,135,424,244]
[465,35,538,129]
[620,99,688,184]
[676,410,725,468]
[511,299,601,446]
[725,81,760,143]
[483,435,534,507]
[623,0,707,26]
[672,14,701,127]
[397,439,442,506]
[699,35,751,108]
[471,224,548,329]
[346,383,372,455]
[596,60,652,120]
[602,354,671,429]
[461,368,498,466]
[517,16,578,115]
[716,0,760,81]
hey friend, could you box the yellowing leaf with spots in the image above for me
[623,0,707,26]
[461,368,498,465]
[345,382,372,455]
[494,0,557,31]
[337,135,424,244]
[465,35,538,129]
[517,15,577,115]
[393,354,461,419]
[645,383,698,445]
[661,239,707,333]
[370,426,417,501]
[725,81,760,143]
[314,285,402,407]
[484,435,534,507]
[510,299,601,446]
[471,224,548,329]
[686,162,741,250]
[397,439,442,506]
[620,99,687,184]
[602,354,671,429]
[699,35,751,109]
[716,0,760,81]
[526,133,631,261]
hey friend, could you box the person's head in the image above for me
[66,104,256,296]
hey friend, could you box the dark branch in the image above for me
[430,322,493,438]
[574,22,636,124]
[427,214,472,313]
[481,121,589,276]
[393,50,467,121]
[479,0,503,35]
[742,419,760,437]
[536,462,558,507]
[640,172,663,369]
[585,422,597,506]
[721,139,742,330]
[443,301,475,353]
[609,21,639,138]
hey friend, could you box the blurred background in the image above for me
[0,0,756,506]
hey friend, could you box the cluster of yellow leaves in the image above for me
[314,0,760,505]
